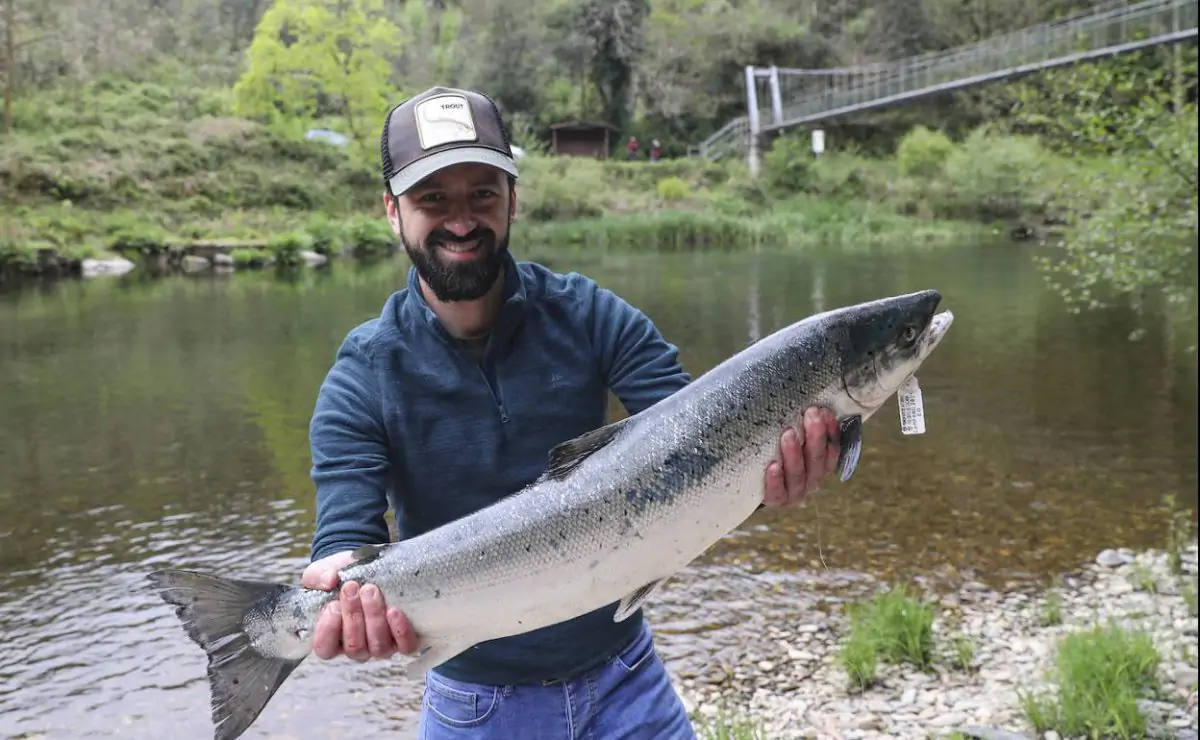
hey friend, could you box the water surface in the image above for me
[0,240,1195,738]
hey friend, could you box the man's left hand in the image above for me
[763,406,841,508]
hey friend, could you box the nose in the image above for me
[442,216,477,237]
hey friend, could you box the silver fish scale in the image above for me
[290,317,850,655]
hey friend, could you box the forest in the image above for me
[0,0,1196,311]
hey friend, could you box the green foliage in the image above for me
[761,132,814,194]
[1009,49,1199,312]
[896,125,955,178]
[1018,623,1161,739]
[938,127,1052,220]
[232,0,403,149]
[841,585,936,690]
[656,176,690,201]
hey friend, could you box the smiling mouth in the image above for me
[439,240,480,255]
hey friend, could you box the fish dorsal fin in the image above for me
[612,576,671,622]
[541,417,632,482]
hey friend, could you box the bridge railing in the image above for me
[696,0,1198,160]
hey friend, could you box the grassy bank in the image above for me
[0,77,1071,277]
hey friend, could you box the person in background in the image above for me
[300,85,843,739]
[649,139,662,162]
[627,135,639,160]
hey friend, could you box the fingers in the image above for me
[313,600,343,660]
[339,581,371,662]
[302,550,355,591]
[361,584,396,659]
[388,607,420,655]
[801,407,828,495]
[763,458,788,508]
[782,423,810,504]
[823,409,841,477]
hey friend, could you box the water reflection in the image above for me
[0,241,1195,738]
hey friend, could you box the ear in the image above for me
[383,192,402,236]
[509,184,519,223]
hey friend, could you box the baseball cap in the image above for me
[380,86,520,196]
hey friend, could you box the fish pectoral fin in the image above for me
[401,641,475,681]
[612,576,671,622]
[540,416,634,482]
[836,414,863,482]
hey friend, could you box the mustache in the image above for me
[428,227,495,246]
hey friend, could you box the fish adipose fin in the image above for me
[540,416,633,482]
[612,576,672,622]
[146,569,305,740]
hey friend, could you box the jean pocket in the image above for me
[424,674,500,729]
[614,633,657,674]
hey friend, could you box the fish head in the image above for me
[831,289,953,420]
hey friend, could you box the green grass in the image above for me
[691,710,768,740]
[840,585,937,691]
[1018,622,1162,740]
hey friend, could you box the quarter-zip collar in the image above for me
[399,250,528,354]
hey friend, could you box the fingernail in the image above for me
[361,585,377,603]
[321,569,335,588]
[344,582,359,599]
[805,407,820,422]
[329,601,341,616]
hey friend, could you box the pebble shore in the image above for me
[675,542,1200,739]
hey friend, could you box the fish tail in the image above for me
[146,569,306,740]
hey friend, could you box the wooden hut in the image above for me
[548,120,618,159]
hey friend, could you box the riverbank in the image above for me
[0,78,1071,279]
[684,539,1200,740]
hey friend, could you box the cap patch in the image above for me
[414,94,478,150]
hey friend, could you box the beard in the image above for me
[403,223,510,303]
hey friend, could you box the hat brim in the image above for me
[388,147,519,195]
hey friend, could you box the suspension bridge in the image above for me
[695,0,1198,171]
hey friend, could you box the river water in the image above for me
[0,240,1195,738]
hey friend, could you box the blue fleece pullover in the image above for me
[308,252,691,685]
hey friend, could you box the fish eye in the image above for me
[902,326,917,343]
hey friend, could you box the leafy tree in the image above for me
[232,0,402,152]
[1009,47,1198,312]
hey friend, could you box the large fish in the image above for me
[147,289,954,740]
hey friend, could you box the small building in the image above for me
[548,120,619,159]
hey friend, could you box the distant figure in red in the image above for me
[627,136,639,160]
[649,139,661,162]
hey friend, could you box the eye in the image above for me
[902,326,917,342]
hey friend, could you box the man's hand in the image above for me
[302,550,420,662]
[763,406,841,508]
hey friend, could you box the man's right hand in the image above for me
[302,550,420,662]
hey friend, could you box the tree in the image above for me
[232,0,402,151]
[1009,47,1199,313]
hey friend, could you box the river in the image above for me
[0,240,1195,739]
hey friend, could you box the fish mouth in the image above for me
[923,310,954,354]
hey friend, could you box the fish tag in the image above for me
[897,375,926,435]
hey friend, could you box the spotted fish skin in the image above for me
[146,289,954,740]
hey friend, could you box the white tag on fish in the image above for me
[897,375,926,435]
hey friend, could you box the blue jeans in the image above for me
[417,625,697,739]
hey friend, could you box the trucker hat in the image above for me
[380,86,520,196]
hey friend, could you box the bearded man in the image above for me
[302,86,842,739]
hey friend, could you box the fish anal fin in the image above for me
[613,576,671,622]
[541,417,633,482]
[401,642,475,681]
[836,415,863,482]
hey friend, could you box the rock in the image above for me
[181,254,211,272]
[81,256,136,278]
[300,249,328,267]
[957,727,1035,740]
[212,253,235,267]
[1097,549,1133,567]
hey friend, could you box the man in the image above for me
[302,86,842,739]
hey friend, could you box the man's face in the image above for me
[385,162,517,303]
